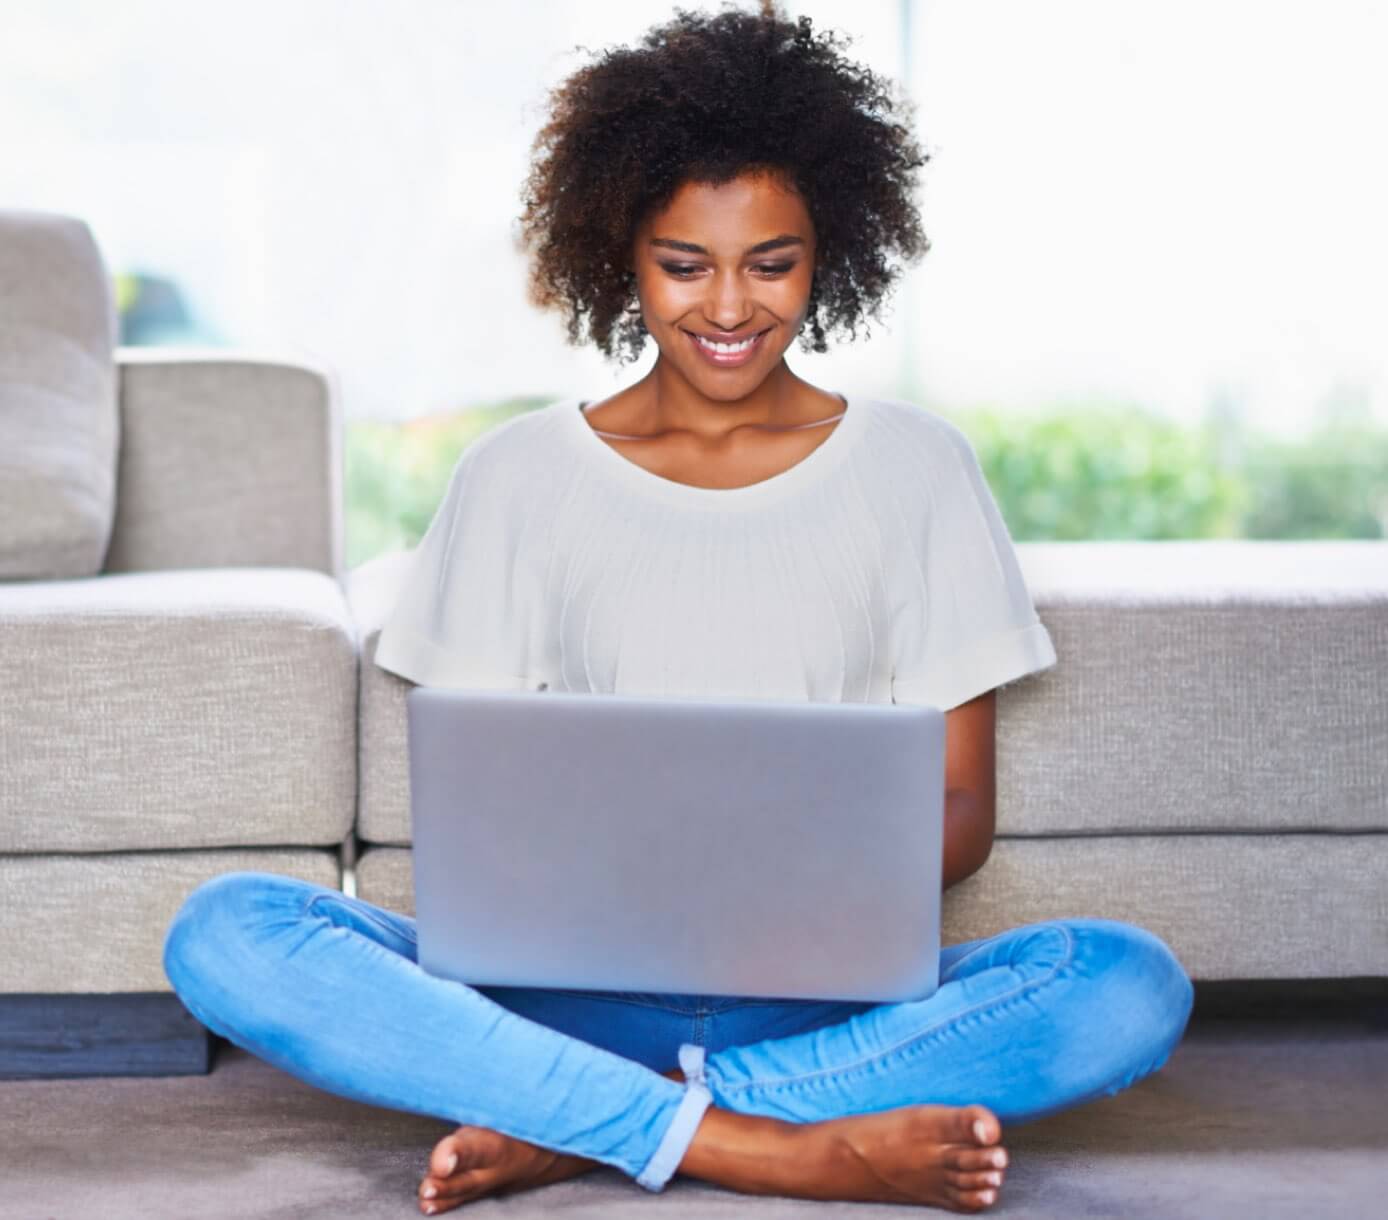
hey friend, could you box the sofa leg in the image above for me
[0,993,211,1080]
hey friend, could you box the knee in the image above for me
[1076,919,1195,1061]
[162,870,300,997]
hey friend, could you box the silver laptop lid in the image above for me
[406,686,944,1004]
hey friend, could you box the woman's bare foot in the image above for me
[416,1067,686,1213]
[417,1068,1008,1213]
[679,1100,1008,1211]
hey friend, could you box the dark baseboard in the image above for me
[0,993,211,1080]
[2,978,1382,1081]
[1191,977,1388,1028]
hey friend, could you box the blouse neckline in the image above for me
[561,392,867,509]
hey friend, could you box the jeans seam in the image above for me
[715,922,1078,1097]
[562,992,700,1015]
[701,997,802,1013]
[624,996,699,1015]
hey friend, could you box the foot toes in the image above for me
[948,1143,1009,1172]
[948,1184,999,1212]
[420,1169,475,1199]
[963,1104,1002,1145]
[419,1193,461,1216]
[949,1168,1005,1192]
[423,1128,497,1208]
[429,1135,462,1179]
[421,1170,495,1212]
[431,1125,498,1179]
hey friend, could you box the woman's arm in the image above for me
[940,690,998,892]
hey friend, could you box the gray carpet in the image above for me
[3,984,1385,1219]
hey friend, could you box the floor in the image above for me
[3,982,1385,1219]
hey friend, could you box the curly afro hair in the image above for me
[516,1,930,365]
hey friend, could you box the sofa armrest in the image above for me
[104,348,344,580]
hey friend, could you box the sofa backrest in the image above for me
[0,210,119,581]
[105,350,344,581]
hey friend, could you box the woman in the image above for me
[162,4,1195,1213]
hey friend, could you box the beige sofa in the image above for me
[349,541,1388,981]
[3,207,1385,1078]
[0,211,350,1072]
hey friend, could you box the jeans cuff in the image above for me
[634,1043,714,1192]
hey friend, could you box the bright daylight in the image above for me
[1,2,1384,1217]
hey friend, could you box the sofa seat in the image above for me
[0,848,340,993]
[0,566,357,852]
[351,540,1388,846]
[348,539,1388,983]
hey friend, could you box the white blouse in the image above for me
[373,394,1056,710]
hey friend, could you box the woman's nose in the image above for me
[703,268,752,331]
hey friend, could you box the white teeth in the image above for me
[695,333,758,354]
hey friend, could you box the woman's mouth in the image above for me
[683,327,771,368]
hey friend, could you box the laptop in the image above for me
[405,685,945,1004]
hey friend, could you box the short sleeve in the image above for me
[372,446,530,690]
[891,421,1056,711]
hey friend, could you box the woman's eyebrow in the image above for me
[649,235,805,255]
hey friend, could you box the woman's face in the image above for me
[630,169,817,400]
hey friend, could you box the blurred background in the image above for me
[4,0,1385,564]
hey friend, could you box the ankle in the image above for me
[677,1106,808,1194]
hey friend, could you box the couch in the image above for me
[351,541,1388,980]
[2,207,1385,1081]
[0,209,353,1074]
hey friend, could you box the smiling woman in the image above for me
[509,0,930,462]
[517,3,928,368]
[574,169,856,451]
[162,4,1194,1217]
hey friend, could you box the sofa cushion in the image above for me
[347,546,1388,849]
[0,848,340,992]
[0,210,118,580]
[0,567,356,851]
[1008,540,1388,834]
[354,834,1388,981]
[352,541,1388,842]
[106,353,343,579]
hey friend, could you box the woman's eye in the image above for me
[656,261,796,278]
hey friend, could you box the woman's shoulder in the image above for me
[467,399,565,453]
[447,399,573,483]
[858,395,978,465]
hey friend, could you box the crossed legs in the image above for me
[163,872,1194,1211]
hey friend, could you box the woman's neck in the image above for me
[598,361,843,442]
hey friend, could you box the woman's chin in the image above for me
[658,349,785,399]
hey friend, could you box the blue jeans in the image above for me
[162,871,1195,1193]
